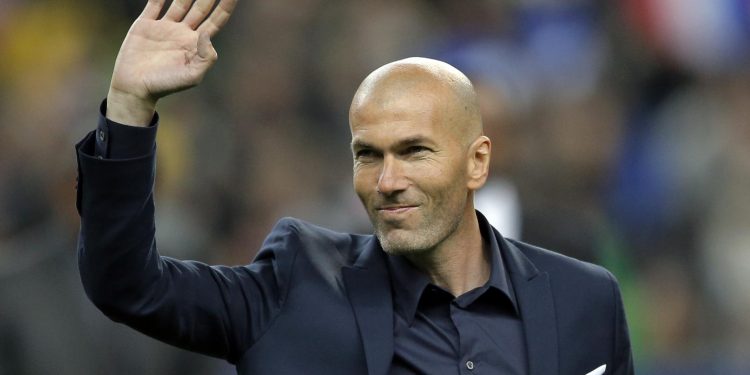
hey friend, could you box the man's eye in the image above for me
[355,150,378,160]
[405,146,429,155]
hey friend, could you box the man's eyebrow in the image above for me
[396,136,431,147]
[350,139,374,151]
[351,136,434,151]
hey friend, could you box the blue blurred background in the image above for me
[1,0,749,373]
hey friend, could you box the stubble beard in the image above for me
[371,199,466,256]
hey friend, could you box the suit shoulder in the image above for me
[267,217,369,261]
[273,217,365,243]
[506,238,625,328]
[507,238,616,286]
[274,217,347,236]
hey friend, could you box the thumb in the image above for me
[197,31,218,61]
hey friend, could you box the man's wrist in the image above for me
[95,98,159,159]
[106,89,157,127]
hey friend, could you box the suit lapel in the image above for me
[342,220,560,375]
[500,235,559,375]
[342,237,393,375]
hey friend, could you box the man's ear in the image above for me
[466,135,491,191]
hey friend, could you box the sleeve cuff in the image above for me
[96,98,159,159]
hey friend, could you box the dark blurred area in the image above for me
[1,0,749,373]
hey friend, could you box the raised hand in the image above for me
[107,0,237,126]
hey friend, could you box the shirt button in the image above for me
[466,360,475,370]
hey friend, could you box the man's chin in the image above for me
[375,228,431,255]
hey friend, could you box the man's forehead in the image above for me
[351,96,435,125]
[349,58,483,149]
[349,90,467,153]
[350,63,458,121]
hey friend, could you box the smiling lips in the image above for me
[376,205,418,219]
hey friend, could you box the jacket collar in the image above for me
[386,212,518,325]
[496,227,560,375]
[342,236,394,375]
[343,213,559,375]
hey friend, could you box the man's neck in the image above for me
[404,210,490,297]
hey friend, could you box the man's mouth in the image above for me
[376,205,418,217]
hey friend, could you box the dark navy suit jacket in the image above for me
[75,130,633,375]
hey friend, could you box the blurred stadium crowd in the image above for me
[1,0,750,374]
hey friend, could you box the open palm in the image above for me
[110,0,237,102]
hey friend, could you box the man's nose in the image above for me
[377,155,408,195]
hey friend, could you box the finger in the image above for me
[197,31,218,61]
[163,0,193,22]
[182,0,217,29]
[196,0,237,37]
[139,0,166,20]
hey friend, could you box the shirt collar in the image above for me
[386,210,518,325]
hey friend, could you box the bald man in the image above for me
[75,1,633,374]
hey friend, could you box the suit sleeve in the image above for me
[607,271,634,375]
[92,99,159,160]
[75,122,296,364]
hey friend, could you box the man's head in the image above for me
[349,57,491,255]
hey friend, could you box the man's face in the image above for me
[350,89,471,255]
